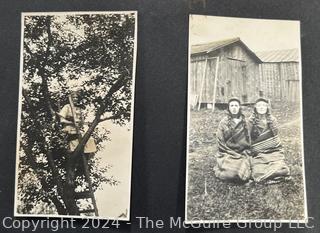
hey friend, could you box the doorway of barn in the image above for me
[225,58,248,103]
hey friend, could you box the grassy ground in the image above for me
[186,103,306,221]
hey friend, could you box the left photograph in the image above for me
[14,11,137,220]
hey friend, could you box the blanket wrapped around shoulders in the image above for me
[214,115,251,182]
[248,114,290,182]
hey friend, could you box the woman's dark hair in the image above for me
[226,107,250,142]
[227,98,241,116]
[251,106,276,140]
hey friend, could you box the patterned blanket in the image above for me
[249,115,290,182]
[214,116,251,182]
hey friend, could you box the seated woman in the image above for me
[248,98,290,183]
[214,97,251,182]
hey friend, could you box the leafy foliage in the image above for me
[17,13,135,215]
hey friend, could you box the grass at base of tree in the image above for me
[186,103,305,221]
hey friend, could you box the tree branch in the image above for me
[69,75,131,161]
[22,89,67,212]
[98,113,123,123]
[23,42,33,56]
[37,16,55,118]
[20,142,67,215]
[23,18,55,118]
[44,16,53,62]
[49,195,68,215]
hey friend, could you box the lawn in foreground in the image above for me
[186,104,305,221]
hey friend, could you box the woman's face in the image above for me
[229,101,240,115]
[255,101,268,115]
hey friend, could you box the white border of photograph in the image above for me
[14,11,138,221]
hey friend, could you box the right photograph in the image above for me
[185,15,307,223]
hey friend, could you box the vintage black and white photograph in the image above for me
[14,11,137,219]
[186,15,307,222]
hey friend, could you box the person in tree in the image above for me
[58,90,97,184]
[214,97,251,182]
[247,98,290,183]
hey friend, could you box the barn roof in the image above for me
[191,37,262,62]
[255,48,299,62]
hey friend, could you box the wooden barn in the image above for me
[256,49,300,102]
[190,37,262,109]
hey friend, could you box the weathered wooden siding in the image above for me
[190,54,218,104]
[211,43,259,103]
[190,42,260,105]
[259,62,299,102]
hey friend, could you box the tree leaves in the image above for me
[18,13,135,214]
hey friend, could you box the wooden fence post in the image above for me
[198,58,208,111]
[212,57,220,112]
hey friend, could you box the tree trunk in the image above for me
[21,142,68,214]
[49,196,68,215]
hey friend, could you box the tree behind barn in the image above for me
[17,13,135,215]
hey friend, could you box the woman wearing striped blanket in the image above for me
[248,98,290,183]
[214,98,251,182]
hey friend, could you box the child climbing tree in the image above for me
[16,13,135,215]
